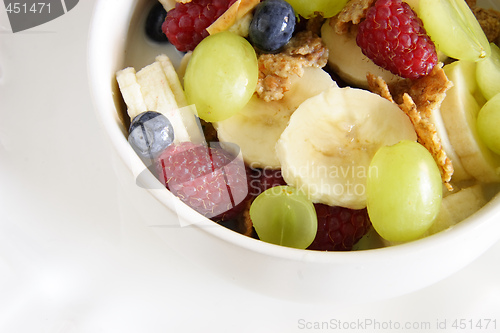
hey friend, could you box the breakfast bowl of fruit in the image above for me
[88,0,500,302]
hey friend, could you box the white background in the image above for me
[1,1,500,332]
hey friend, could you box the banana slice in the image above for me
[155,54,188,108]
[158,0,176,11]
[115,67,148,119]
[428,106,472,183]
[135,61,179,114]
[441,60,500,183]
[321,18,401,89]
[177,51,192,87]
[207,0,259,36]
[214,67,337,169]
[427,183,487,235]
[116,55,204,144]
[276,86,417,209]
[227,11,253,37]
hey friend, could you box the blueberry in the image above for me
[248,0,296,53]
[129,111,174,159]
[145,2,169,43]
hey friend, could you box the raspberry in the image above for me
[162,0,236,52]
[356,0,438,79]
[156,142,249,220]
[307,204,372,251]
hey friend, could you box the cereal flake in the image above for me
[367,64,455,190]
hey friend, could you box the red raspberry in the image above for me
[156,142,249,220]
[307,204,372,251]
[356,0,438,79]
[162,0,236,52]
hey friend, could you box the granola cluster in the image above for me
[255,31,329,102]
[334,0,376,34]
[474,7,500,45]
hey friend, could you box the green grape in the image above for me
[284,0,348,19]
[366,140,442,242]
[477,43,500,100]
[249,186,317,249]
[184,31,258,122]
[419,0,490,62]
[477,93,500,155]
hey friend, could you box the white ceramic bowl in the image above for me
[88,0,500,303]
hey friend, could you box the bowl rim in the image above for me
[87,0,500,265]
